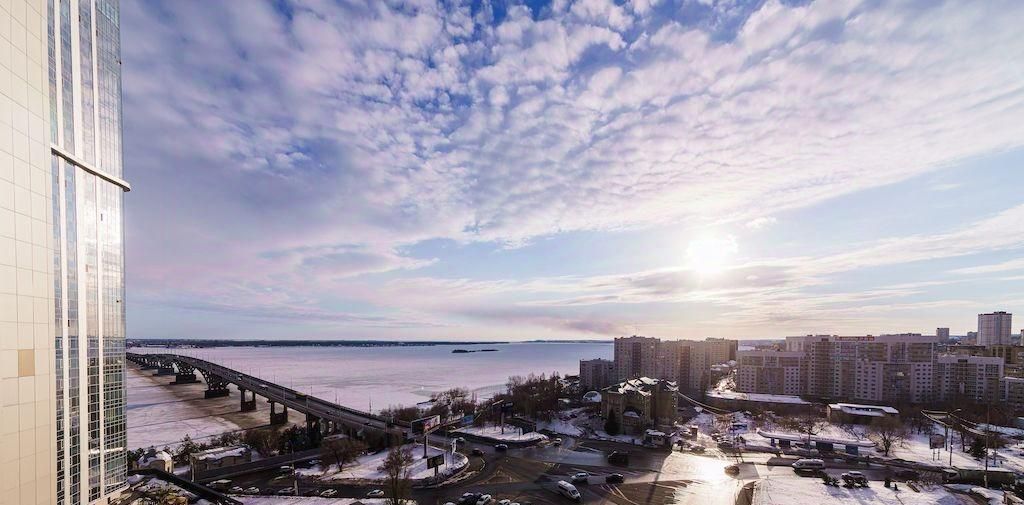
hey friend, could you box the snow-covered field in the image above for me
[753,476,979,505]
[453,424,548,443]
[296,445,468,483]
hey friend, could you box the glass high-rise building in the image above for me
[1,0,128,504]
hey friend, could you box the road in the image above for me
[223,435,770,505]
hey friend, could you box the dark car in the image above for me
[724,464,740,476]
[458,493,481,505]
[608,451,629,466]
[605,473,624,484]
[494,444,509,451]
[472,448,484,456]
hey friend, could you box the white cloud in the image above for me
[745,216,777,230]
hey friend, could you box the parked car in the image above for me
[228,486,244,494]
[367,489,386,498]
[208,479,232,491]
[557,481,581,502]
[494,443,509,451]
[243,487,260,495]
[605,473,624,484]
[553,438,563,446]
[472,448,484,456]
[455,437,467,443]
[279,465,294,473]
[276,488,296,495]
[841,471,868,487]
[476,494,493,505]
[320,489,338,498]
[499,499,512,505]
[571,472,589,483]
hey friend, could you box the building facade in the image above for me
[578,358,615,392]
[933,355,1003,404]
[601,377,677,435]
[936,328,950,340]
[613,336,659,381]
[0,1,128,504]
[978,312,1012,347]
[736,350,806,395]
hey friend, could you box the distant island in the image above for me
[451,348,499,353]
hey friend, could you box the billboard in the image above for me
[427,454,445,469]
[929,434,946,449]
[412,415,441,435]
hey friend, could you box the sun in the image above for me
[686,235,738,275]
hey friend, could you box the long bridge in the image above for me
[126,352,409,443]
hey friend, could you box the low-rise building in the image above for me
[601,377,678,435]
[189,446,253,478]
[136,448,173,473]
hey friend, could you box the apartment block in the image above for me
[613,336,659,381]
[579,358,615,391]
[735,350,805,395]
[933,355,1004,404]
[978,311,1012,347]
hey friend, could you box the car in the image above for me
[457,492,480,505]
[228,486,244,494]
[893,469,920,480]
[791,458,826,470]
[557,481,581,502]
[841,471,868,487]
[605,473,624,484]
[570,472,589,483]
[320,489,338,498]
[279,465,294,473]
[367,489,386,498]
[717,440,735,450]
[553,438,563,446]
[243,487,260,495]
[209,479,232,491]
[608,451,629,466]
[308,459,321,466]
[276,488,296,495]
[499,500,513,505]
[455,436,466,443]
[690,445,706,453]
[476,494,493,505]
[494,444,509,451]
[724,464,740,476]
[472,448,484,456]
[443,502,456,505]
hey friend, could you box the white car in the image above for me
[243,487,260,495]
[228,486,243,494]
[367,489,386,498]
[553,438,563,446]
[476,494,493,505]
[557,481,581,502]
[320,489,338,497]
[571,472,589,483]
[499,500,512,505]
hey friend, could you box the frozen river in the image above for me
[130,341,612,412]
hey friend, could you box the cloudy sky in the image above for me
[122,0,1024,341]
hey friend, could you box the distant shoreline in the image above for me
[126,338,614,349]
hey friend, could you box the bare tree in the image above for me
[380,446,414,505]
[778,414,827,444]
[243,429,281,457]
[867,416,909,456]
[320,437,367,472]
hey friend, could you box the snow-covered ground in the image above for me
[753,476,978,505]
[537,418,583,437]
[127,367,291,450]
[296,445,468,483]
[453,424,548,443]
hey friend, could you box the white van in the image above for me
[557,481,581,501]
[791,458,825,470]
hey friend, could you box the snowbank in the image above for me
[238,498,406,505]
[754,477,969,505]
[297,445,468,483]
[453,425,548,443]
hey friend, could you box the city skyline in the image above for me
[121,0,1024,340]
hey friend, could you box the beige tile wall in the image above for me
[0,1,56,504]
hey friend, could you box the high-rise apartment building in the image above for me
[934,355,1004,404]
[578,358,615,391]
[613,335,659,381]
[735,350,806,395]
[978,311,1012,347]
[2,1,128,504]
[936,327,950,340]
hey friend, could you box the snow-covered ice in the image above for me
[753,475,978,505]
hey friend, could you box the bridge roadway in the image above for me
[126,352,409,437]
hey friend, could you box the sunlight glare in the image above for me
[686,235,738,275]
